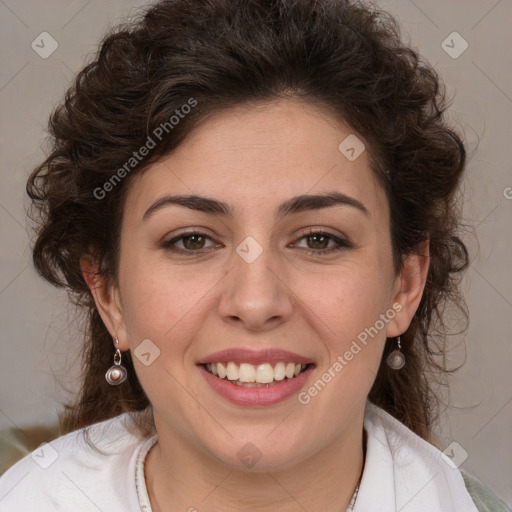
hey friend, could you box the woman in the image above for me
[0,0,509,510]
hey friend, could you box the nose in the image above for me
[217,243,294,332]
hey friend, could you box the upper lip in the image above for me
[196,348,314,366]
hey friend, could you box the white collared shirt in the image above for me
[0,401,491,511]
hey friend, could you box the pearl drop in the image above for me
[106,364,127,385]
[387,350,405,369]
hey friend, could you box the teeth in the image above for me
[256,363,274,383]
[239,363,256,382]
[205,361,308,383]
[226,362,238,381]
[274,362,286,381]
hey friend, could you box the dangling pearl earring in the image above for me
[386,335,405,370]
[105,336,128,385]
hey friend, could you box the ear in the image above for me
[386,238,430,338]
[80,254,130,351]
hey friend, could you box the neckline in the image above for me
[135,434,159,512]
[135,429,366,512]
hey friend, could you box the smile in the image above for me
[199,362,315,406]
[204,362,309,386]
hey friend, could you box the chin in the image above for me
[209,439,308,473]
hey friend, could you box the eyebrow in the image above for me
[142,191,369,221]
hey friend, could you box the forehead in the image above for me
[124,98,388,223]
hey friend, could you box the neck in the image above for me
[145,413,367,512]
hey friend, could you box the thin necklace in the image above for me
[142,430,367,512]
[345,481,360,512]
[345,428,366,511]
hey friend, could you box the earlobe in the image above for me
[386,239,430,338]
[80,254,129,350]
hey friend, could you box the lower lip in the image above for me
[198,364,314,406]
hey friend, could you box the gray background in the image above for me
[0,0,511,505]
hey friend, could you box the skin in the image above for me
[82,98,429,512]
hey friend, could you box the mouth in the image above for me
[196,347,316,406]
[202,361,312,387]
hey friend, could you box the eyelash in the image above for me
[161,229,351,257]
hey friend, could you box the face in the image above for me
[91,98,424,471]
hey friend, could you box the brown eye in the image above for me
[161,231,220,255]
[182,234,206,250]
[305,233,330,250]
[293,230,352,256]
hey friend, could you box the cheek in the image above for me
[118,255,221,346]
[300,261,391,339]
[295,261,392,407]
[297,264,389,414]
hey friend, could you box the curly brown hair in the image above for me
[27,0,469,443]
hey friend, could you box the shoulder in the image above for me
[461,471,512,512]
[0,412,153,511]
[363,402,511,511]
